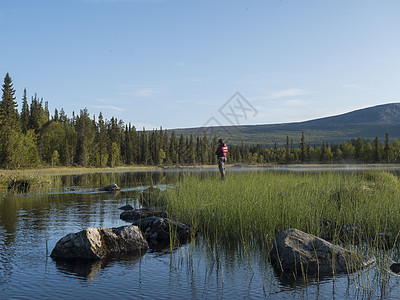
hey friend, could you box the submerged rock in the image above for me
[51,225,148,260]
[319,218,363,243]
[140,186,166,207]
[270,228,374,276]
[99,183,121,192]
[372,232,395,249]
[320,218,396,249]
[120,208,167,222]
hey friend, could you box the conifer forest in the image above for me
[1,73,399,169]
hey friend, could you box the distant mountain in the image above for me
[174,103,400,147]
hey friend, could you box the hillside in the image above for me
[174,103,400,147]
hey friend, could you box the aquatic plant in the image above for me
[163,170,400,288]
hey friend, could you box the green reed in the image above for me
[164,170,400,252]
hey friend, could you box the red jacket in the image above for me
[215,143,228,157]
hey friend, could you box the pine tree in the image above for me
[300,132,306,162]
[97,112,107,167]
[374,136,382,162]
[124,124,133,164]
[53,108,59,122]
[0,73,20,168]
[21,88,29,133]
[169,131,178,164]
[384,130,390,162]
[211,136,218,164]
[285,135,290,163]
[59,108,67,123]
[320,141,326,162]
[354,137,364,160]
[130,124,139,164]
[140,129,149,164]
[188,134,196,164]
[75,108,95,167]
[29,94,48,133]
[178,134,186,164]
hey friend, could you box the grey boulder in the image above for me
[51,225,148,260]
[99,183,121,191]
[120,209,191,249]
[270,228,374,276]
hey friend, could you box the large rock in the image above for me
[99,183,121,192]
[270,228,374,276]
[120,209,191,249]
[51,225,148,260]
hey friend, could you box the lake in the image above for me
[1,167,400,299]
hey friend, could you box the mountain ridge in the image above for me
[173,103,400,147]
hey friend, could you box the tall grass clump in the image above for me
[164,170,400,252]
[0,170,52,194]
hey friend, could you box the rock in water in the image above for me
[51,225,148,260]
[118,204,134,211]
[100,183,121,191]
[270,228,374,276]
[120,209,190,249]
[390,263,400,273]
[120,208,167,222]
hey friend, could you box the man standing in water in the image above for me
[215,139,228,179]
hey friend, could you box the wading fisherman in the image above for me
[215,139,228,179]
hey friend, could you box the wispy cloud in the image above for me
[268,88,308,99]
[90,104,127,112]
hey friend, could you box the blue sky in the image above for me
[1,0,400,130]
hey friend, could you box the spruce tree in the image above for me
[285,135,290,163]
[0,73,20,168]
[140,129,149,164]
[124,124,133,165]
[188,134,196,164]
[300,132,306,162]
[374,137,382,162]
[384,130,390,162]
[21,88,29,133]
[0,73,19,128]
[75,108,95,167]
[97,112,107,167]
[178,134,186,164]
[169,131,178,164]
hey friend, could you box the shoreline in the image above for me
[1,163,400,177]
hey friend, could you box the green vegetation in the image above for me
[164,170,400,250]
[163,170,400,291]
[0,170,51,192]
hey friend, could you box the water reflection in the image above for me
[54,254,143,282]
[2,168,400,299]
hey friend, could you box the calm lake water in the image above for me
[2,167,400,299]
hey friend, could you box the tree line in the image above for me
[0,73,399,169]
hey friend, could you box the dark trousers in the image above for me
[218,157,226,178]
